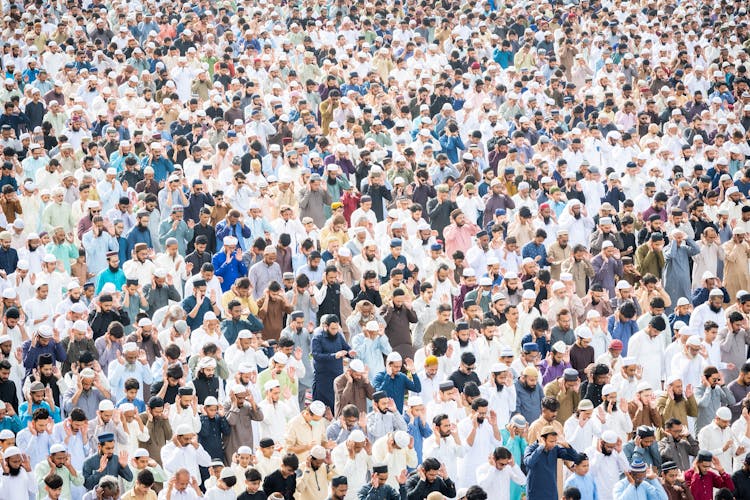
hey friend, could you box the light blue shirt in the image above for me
[564,473,598,500]
[612,478,668,500]
[107,360,154,402]
[81,231,119,275]
[351,333,392,375]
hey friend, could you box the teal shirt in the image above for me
[45,241,79,273]
[95,267,127,294]
[501,429,528,500]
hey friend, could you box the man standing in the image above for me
[311,314,354,412]
[523,426,580,500]
[82,432,133,489]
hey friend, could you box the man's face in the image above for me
[100,441,115,458]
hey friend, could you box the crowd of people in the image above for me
[1,0,750,499]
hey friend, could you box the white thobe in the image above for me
[627,331,666,390]
[476,462,527,500]
[585,446,629,500]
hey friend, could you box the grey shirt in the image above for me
[366,409,406,443]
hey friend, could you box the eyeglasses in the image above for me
[91,209,101,214]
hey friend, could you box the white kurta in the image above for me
[698,421,737,473]
[476,462,527,500]
[584,446,630,500]
[627,330,666,390]
[160,441,213,479]
[456,417,503,489]
[258,398,297,444]
[330,444,371,500]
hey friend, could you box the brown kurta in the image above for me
[138,412,172,465]
[223,400,263,463]
[257,295,294,341]
[381,304,418,359]
[723,239,750,303]
[628,400,664,431]
[333,373,375,417]
[655,394,698,439]
[547,242,571,281]
[543,379,581,424]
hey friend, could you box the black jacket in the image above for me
[88,308,130,339]
[405,474,456,500]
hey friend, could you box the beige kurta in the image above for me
[723,239,750,302]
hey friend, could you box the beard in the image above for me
[543,216,551,224]
[709,304,722,313]
[458,338,469,348]
[476,417,485,424]
[600,444,612,456]
[574,212,581,219]
[673,393,684,402]
[7,465,20,476]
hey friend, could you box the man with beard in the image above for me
[513,365,544,424]
[160,424,212,480]
[381,288,418,360]
[0,446,35,498]
[312,266,351,325]
[656,376,698,435]
[186,234,213,274]
[547,231,571,281]
[55,280,85,318]
[444,209,481,256]
[61,319,96,372]
[139,397,171,466]
[658,418,700,472]
[95,251,126,295]
[482,179,515,227]
[352,241,387,281]
[457,398,503,489]
[62,366,109,420]
[82,432,133,489]
[142,268,181,317]
[558,199,595,249]
[89,294,130,341]
[124,211,153,256]
[366,390,408,444]
[584,431,629,500]
[123,243,158,289]
[33,443,83,498]
[0,231,18,275]
[295,445,338,500]
[351,270,384,309]
[311,314,354,411]
[466,231,492,277]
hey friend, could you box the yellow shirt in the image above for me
[121,489,157,500]
[284,413,328,463]
[221,289,259,316]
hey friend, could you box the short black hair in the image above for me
[281,453,299,470]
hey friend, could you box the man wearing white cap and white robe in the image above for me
[189,312,228,356]
[24,282,54,335]
[258,379,297,444]
[160,423,213,480]
[584,430,629,500]
[671,334,710,391]
[610,357,642,401]
[372,430,417,490]
[330,429,370,500]
[119,402,149,456]
[698,406,741,473]
[107,342,153,402]
[0,446,35,498]
[38,253,66,306]
[596,384,633,442]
